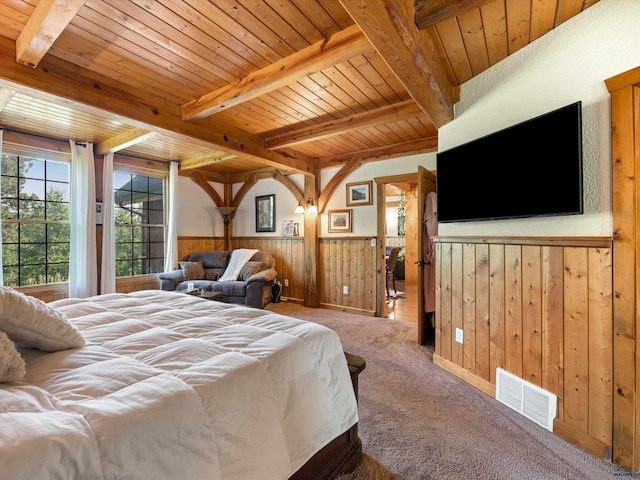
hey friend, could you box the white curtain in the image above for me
[164,161,179,272]
[69,140,97,298]
[0,129,3,286]
[101,152,116,294]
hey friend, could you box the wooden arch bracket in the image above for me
[317,155,361,213]
[273,169,304,205]
[191,171,224,207]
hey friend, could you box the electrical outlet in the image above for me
[284,279,289,287]
[455,328,464,344]
[343,285,349,295]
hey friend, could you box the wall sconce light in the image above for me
[295,198,317,214]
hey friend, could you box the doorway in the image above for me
[384,181,417,322]
[375,167,437,345]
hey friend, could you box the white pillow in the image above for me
[0,330,26,383]
[0,286,85,352]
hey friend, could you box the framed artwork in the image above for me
[328,209,352,233]
[255,194,275,232]
[346,181,372,206]
[282,220,294,236]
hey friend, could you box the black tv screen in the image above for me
[436,101,583,223]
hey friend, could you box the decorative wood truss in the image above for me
[0,0,597,182]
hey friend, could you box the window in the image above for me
[1,154,70,286]
[114,172,165,277]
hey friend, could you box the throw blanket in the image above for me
[218,248,259,282]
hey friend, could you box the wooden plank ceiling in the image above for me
[0,0,598,181]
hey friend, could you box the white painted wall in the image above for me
[176,175,221,237]
[320,153,435,236]
[175,0,640,239]
[438,0,640,237]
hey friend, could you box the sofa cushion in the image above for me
[179,261,205,281]
[210,281,246,297]
[204,271,220,281]
[239,261,262,281]
[189,251,230,269]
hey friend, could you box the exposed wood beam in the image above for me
[0,36,315,175]
[190,171,224,207]
[317,136,437,169]
[95,127,156,155]
[181,24,370,121]
[16,0,87,68]
[273,170,304,205]
[303,173,319,307]
[413,0,495,29]
[180,169,229,183]
[0,87,15,111]
[190,168,276,184]
[340,0,454,128]
[317,156,361,213]
[179,152,237,170]
[231,175,258,208]
[266,100,423,150]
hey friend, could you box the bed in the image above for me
[0,288,362,479]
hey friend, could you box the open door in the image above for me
[417,166,437,345]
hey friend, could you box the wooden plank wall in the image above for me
[319,237,377,313]
[233,236,305,301]
[434,237,613,458]
[29,235,377,313]
[179,236,377,312]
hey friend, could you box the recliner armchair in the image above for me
[159,250,277,308]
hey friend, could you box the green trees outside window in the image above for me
[114,172,165,277]
[1,155,167,285]
[1,154,70,286]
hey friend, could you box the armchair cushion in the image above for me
[239,261,262,281]
[204,271,220,281]
[179,261,205,281]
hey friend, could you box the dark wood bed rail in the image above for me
[289,353,366,480]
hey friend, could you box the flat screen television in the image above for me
[436,101,583,223]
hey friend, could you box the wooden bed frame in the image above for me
[290,353,366,480]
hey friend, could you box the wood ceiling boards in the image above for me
[0,0,599,179]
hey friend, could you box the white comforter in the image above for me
[0,291,358,480]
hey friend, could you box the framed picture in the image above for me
[282,220,294,236]
[346,181,372,206]
[255,194,275,232]
[328,209,352,233]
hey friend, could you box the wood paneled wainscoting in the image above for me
[319,237,377,314]
[179,236,378,313]
[178,236,305,300]
[434,236,613,460]
[236,236,377,313]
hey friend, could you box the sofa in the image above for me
[158,249,277,309]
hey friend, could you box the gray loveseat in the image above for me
[158,250,277,308]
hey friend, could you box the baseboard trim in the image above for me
[554,418,611,461]
[432,355,495,398]
[319,303,376,316]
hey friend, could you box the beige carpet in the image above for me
[266,301,638,480]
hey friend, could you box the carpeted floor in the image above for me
[266,301,639,480]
